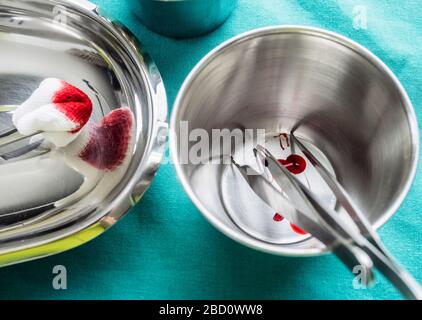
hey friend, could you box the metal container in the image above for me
[132,0,238,38]
[170,26,419,256]
[0,0,167,266]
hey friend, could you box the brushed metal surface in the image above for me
[170,26,419,256]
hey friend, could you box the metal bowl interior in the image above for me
[170,26,419,256]
[0,0,167,265]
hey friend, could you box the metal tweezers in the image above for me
[0,105,46,161]
[231,134,422,300]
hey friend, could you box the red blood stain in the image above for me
[273,213,284,222]
[53,81,93,133]
[79,108,133,171]
[281,133,290,146]
[278,154,307,174]
[275,133,290,150]
[290,223,308,235]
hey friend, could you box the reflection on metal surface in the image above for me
[0,0,167,266]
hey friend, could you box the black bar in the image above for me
[0,300,418,318]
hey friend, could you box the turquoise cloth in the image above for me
[0,0,421,300]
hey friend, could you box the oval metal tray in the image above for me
[0,0,167,266]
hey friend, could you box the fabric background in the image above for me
[0,0,421,300]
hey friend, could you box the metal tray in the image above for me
[0,0,167,266]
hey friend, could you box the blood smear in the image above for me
[53,81,93,133]
[273,213,284,222]
[290,223,308,235]
[278,154,307,175]
[79,108,133,171]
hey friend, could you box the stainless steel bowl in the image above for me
[0,0,167,266]
[132,0,238,38]
[170,26,419,256]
